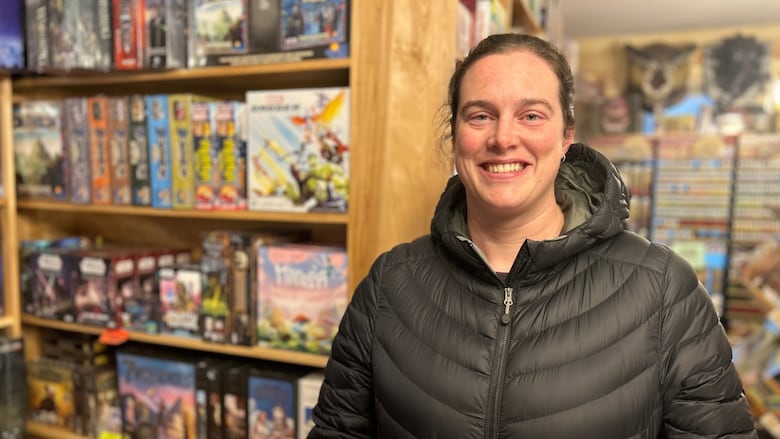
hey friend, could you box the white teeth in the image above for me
[486,163,525,173]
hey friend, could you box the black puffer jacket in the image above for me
[310,143,757,438]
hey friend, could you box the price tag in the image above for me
[99,328,130,346]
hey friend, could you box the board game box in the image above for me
[113,0,145,70]
[26,358,77,430]
[144,0,188,69]
[0,0,25,70]
[13,100,68,200]
[107,96,133,205]
[214,101,247,210]
[246,87,350,213]
[24,0,50,72]
[129,94,152,205]
[146,94,173,208]
[62,97,93,204]
[193,99,217,210]
[116,348,198,439]
[159,264,202,338]
[0,337,26,439]
[189,0,349,68]
[296,371,323,439]
[247,369,302,439]
[255,242,347,354]
[87,95,114,204]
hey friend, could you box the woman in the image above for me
[309,33,757,438]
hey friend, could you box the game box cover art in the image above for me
[256,243,347,354]
[117,349,197,439]
[13,101,68,200]
[279,0,348,52]
[246,87,350,213]
[191,0,248,57]
[0,0,25,70]
[247,371,298,439]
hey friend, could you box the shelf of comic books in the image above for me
[13,58,351,99]
[21,316,328,369]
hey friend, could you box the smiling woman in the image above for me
[308,33,758,438]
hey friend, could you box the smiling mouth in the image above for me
[484,163,527,173]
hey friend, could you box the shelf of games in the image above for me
[21,315,328,368]
[1,0,474,437]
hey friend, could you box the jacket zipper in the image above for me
[485,286,513,439]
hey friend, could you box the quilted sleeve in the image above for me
[308,254,382,438]
[659,250,758,438]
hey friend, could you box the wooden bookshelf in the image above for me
[0,316,14,330]
[22,315,329,368]
[26,422,87,439]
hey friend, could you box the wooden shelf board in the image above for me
[17,199,348,225]
[12,58,351,97]
[512,0,543,34]
[26,422,87,439]
[0,316,14,330]
[22,315,329,368]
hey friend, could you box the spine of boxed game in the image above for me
[128,95,152,205]
[87,96,114,204]
[63,97,93,204]
[108,96,133,205]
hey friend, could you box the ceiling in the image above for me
[561,0,780,38]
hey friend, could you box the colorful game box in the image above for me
[146,94,173,208]
[26,358,77,430]
[159,264,202,338]
[24,0,50,71]
[214,101,247,210]
[189,0,349,67]
[87,95,114,204]
[30,248,78,321]
[144,0,187,69]
[120,250,160,333]
[168,94,202,209]
[107,96,133,205]
[296,371,323,439]
[192,99,217,210]
[188,0,249,67]
[113,0,145,70]
[128,94,152,206]
[278,0,349,53]
[255,243,347,354]
[116,348,198,439]
[0,0,25,70]
[13,100,68,200]
[73,249,135,328]
[223,364,248,439]
[63,97,93,204]
[246,87,350,213]
[0,337,26,439]
[247,369,300,439]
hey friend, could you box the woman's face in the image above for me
[453,50,573,219]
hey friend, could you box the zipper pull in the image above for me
[501,287,513,325]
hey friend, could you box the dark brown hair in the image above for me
[437,33,576,154]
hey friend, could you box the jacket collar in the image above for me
[431,143,630,281]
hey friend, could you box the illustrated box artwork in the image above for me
[246,87,350,213]
[255,243,347,355]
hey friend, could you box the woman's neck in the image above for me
[468,205,565,273]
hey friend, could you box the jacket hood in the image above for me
[431,143,630,280]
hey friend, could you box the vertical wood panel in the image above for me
[0,75,21,337]
[348,0,455,290]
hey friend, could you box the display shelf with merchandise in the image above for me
[2,2,554,436]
